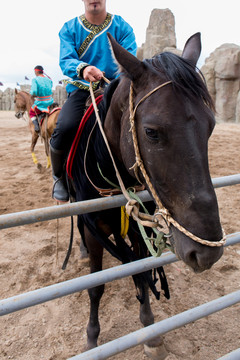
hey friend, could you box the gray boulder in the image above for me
[201,44,240,123]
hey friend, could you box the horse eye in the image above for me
[145,128,158,140]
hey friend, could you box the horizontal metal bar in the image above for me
[68,289,240,360]
[0,174,240,230]
[0,252,177,316]
[0,233,239,317]
[218,348,240,360]
[212,173,240,188]
[0,190,149,229]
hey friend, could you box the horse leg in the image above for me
[30,130,40,167]
[44,138,51,169]
[84,226,104,350]
[79,238,88,260]
[139,282,168,360]
[77,214,89,260]
[42,116,51,169]
[46,111,60,169]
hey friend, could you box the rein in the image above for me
[89,79,157,230]
[89,78,226,252]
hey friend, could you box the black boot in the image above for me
[50,146,69,202]
[32,117,40,133]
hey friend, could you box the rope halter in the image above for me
[128,81,226,247]
[89,77,226,255]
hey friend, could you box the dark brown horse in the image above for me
[14,89,60,169]
[68,32,225,358]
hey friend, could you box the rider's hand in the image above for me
[83,66,103,82]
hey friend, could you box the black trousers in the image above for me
[50,88,89,155]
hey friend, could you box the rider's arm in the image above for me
[114,16,137,57]
[59,22,87,80]
[30,78,38,96]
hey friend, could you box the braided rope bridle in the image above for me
[128,81,226,247]
[89,78,226,249]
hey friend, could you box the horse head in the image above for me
[14,89,33,119]
[105,32,224,273]
[14,89,25,118]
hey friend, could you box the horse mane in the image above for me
[20,90,31,97]
[18,90,34,105]
[15,90,31,100]
[143,52,215,111]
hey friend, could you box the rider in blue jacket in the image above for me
[50,0,137,202]
[30,66,54,133]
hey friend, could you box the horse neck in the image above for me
[22,92,33,113]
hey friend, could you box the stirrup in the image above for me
[52,177,69,202]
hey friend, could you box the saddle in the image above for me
[38,103,61,127]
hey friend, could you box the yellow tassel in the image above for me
[46,156,51,169]
[31,152,38,164]
[120,206,129,239]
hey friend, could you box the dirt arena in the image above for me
[0,111,240,360]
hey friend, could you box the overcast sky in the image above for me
[0,0,238,90]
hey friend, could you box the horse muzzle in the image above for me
[15,111,24,119]
[170,226,224,273]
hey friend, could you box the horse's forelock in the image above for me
[143,52,214,111]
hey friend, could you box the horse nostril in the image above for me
[186,250,208,273]
[188,251,197,267]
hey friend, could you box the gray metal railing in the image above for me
[68,289,240,360]
[1,233,239,317]
[1,174,240,230]
[1,173,240,360]
[217,348,240,360]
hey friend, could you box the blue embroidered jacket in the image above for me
[59,13,137,93]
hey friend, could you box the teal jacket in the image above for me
[59,13,137,93]
[30,75,54,112]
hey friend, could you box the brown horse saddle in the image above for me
[38,104,61,126]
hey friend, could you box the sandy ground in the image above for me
[0,111,240,360]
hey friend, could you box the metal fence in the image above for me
[1,174,240,359]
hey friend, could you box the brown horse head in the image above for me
[105,33,223,273]
[14,89,34,119]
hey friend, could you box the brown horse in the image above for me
[14,89,60,169]
[69,32,225,358]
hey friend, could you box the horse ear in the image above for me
[15,88,18,94]
[181,32,201,67]
[107,33,144,81]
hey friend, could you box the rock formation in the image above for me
[53,85,68,107]
[137,8,177,60]
[0,88,15,111]
[201,44,240,123]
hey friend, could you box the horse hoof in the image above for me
[80,252,89,260]
[37,163,43,171]
[144,342,168,360]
